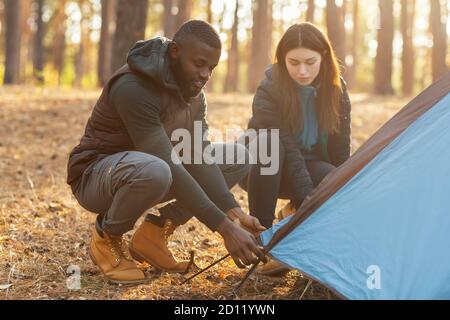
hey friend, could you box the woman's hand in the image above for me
[227,207,267,235]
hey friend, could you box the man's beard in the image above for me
[171,59,198,99]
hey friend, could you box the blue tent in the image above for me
[259,72,450,299]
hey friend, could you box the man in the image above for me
[67,20,266,284]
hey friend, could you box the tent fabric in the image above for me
[259,72,450,299]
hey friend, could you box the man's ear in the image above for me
[168,42,180,60]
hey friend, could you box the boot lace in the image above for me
[163,219,176,240]
[106,236,132,262]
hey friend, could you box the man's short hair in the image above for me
[173,20,221,51]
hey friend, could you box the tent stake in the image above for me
[181,253,230,285]
[233,259,261,294]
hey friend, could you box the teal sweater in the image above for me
[296,84,319,151]
[296,84,331,162]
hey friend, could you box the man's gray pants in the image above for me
[72,143,249,236]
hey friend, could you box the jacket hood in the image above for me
[126,36,181,92]
[264,64,275,81]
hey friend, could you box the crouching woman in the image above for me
[240,23,352,275]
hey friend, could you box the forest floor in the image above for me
[0,86,411,300]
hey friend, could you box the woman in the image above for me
[240,23,352,275]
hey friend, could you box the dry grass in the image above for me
[0,86,411,300]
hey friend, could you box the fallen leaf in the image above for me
[0,284,12,290]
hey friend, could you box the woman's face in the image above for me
[285,47,322,86]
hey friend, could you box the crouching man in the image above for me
[67,20,266,284]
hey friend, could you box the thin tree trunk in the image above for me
[205,0,214,92]
[33,0,45,84]
[419,47,431,90]
[111,0,148,74]
[3,0,22,84]
[98,0,115,86]
[163,0,193,38]
[216,0,226,34]
[206,0,212,23]
[401,0,415,95]
[224,0,239,92]
[277,0,285,37]
[211,0,226,91]
[374,0,394,95]
[20,0,31,81]
[162,0,175,37]
[248,0,272,93]
[347,0,359,89]
[0,3,5,54]
[174,0,193,32]
[51,0,67,86]
[74,0,89,87]
[326,0,346,71]
[84,8,96,78]
[430,0,448,82]
[306,0,315,23]
[248,0,260,93]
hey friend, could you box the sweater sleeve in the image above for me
[110,80,227,231]
[328,79,352,167]
[183,92,239,213]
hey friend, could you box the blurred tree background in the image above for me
[0,0,448,95]
[0,1,449,299]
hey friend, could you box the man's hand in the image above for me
[227,207,266,235]
[216,218,267,268]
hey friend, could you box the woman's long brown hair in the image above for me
[273,23,343,134]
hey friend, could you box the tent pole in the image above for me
[181,253,230,285]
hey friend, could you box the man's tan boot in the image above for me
[89,226,147,285]
[129,219,189,273]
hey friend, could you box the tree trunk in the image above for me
[326,0,346,71]
[111,0,148,74]
[162,0,175,37]
[163,0,193,38]
[277,0,285,36]
[374,0,394,95]
[205,0,214,92]
[248,0,272,93]
[206,0,212,23]
[98,0,115,86]
[306,0,315,23]
[175,0,193,31]
[3,0,22,84]
[51,0,67,86]
[216,0,226,34]
[430,0,448,82]
[347,0,359,89]
[20,0,32,81]
[420,47,431,90]
[74,0,89,87]
[401,0,415,96]
[33,0,45,84]
[0,3,5,57]
[224,0,239,92]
